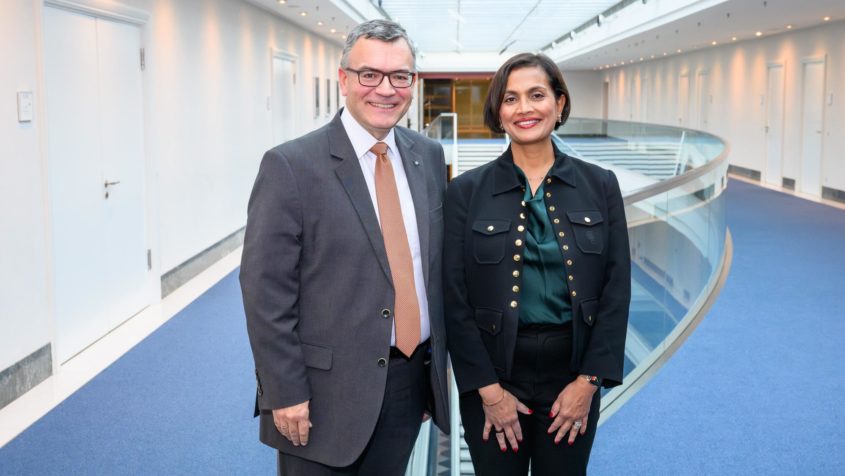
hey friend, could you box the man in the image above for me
[240,20,450,475]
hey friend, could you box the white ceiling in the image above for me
[243,0,364,45]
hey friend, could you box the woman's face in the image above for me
[499,66,565,146]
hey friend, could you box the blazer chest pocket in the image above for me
[472,220,511,264]
[567,211,604,254]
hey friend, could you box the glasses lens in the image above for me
[357,70,383,86]
[389,72,413,87]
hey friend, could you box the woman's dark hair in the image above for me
[483,53,571,134]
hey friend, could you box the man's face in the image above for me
[339,37,415,140]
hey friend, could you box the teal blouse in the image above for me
[515,166,572,325]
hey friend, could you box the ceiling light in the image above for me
[787,25,793,29]
[300,11,307,16]
[639,57,643,61]
[823,16,830,21]
[677,49,682,53]
[277,0,286,4]
[755,31,762,36]
[330,28,336,33]
[621,61,625,65]
[711,41,717,45]
[663,52,667,56]
[732,36,737,41]
[317,21,323,26]
[651,55,655,58]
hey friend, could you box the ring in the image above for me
[573,421,582,430]
[495,429,504,434]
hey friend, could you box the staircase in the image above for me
[566,140,682,180]
[453,141,507,178]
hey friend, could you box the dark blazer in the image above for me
[240,110,450,467]
[444,144,630,395]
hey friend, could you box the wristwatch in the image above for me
[580,374,602,387]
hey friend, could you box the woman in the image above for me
[443,53,631,475]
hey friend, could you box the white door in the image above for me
[799,60,825,196]
[45,7,151,362]
[764,64,785,186]
[696,71,710,130]
[272,54,297,145]
[678,74,690,126]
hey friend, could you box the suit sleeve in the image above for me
[579,169,631,388]
[443,177,500,394]
[240,148,311,410]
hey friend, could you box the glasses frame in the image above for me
[344,67,417,88]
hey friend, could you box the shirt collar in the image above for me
[493,141,577,195]
[340,108,398,159]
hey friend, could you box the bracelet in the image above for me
[482,389,506,407]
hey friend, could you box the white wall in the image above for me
[0,0,54,374]
[0,0,344,374]
[561,70,604,119]
[601,20,845,191]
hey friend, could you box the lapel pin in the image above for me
[413,160,420,166]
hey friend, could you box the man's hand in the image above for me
[272,401,312,446]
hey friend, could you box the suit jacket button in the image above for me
[381,308,391,318]
[377,358,387,367]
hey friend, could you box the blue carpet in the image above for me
[591,179,845,475]
[0,271,274,475]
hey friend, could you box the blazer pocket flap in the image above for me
[579,298,599,327]
[474,308,503,335]
[567,211,604,226]
[472,220,511,236]
[301,343,332,370]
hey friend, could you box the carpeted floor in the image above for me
[590,179,845,475]
[1,179,844,474]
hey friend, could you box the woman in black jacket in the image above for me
[443,53,631,475]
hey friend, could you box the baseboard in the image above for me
[160,227,245,297]
[0,344,52,411]
[727,165,761,181]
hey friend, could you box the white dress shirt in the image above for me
[340,110,431,345]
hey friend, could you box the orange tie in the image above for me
[371,141,421,357]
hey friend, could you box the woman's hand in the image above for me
[479,383,533,452]
[547,377,597,445]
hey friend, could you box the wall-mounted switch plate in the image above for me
[17,91,33,122]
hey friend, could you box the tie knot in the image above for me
[370,142,388,158]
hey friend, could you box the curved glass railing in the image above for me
[412,116,731,476]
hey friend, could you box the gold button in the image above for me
[545,192,551,198]
[571,291,577,297]
[510,300,518,308]
[563,245,569,251]
[546,178,552,184]
[492,324,497,331]
[487,225,494,232]
[566,259,573,266]
[521,201,526,207]
[558,231,565,237]
[519,212,526,220]
[512,270,520,277]
[515,239,523,247]
[518,225,525,232]
[549,206,556,212]
[568,275,574,281]
[553,218,560,224]
[513,254,521,262]
[512,285,520,293]
[585,217,591,223]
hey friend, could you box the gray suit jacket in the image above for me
[240,110,450,467]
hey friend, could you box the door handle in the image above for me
[104,180,121,188]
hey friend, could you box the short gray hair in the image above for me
[340,20,416,70]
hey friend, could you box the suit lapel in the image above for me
[395,128,431,288]
[330,113,393,284]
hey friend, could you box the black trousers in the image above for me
[460,324,601,476]
[278,342,429,476]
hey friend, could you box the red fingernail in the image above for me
[527,409,534,415]
[500,447,507,453]
[513,447,519,453]
[549,411,555,418]
[568,440,574,446]
[517,437,523,443]
[554,439,560,445]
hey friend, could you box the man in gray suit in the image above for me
[240,20,450,475]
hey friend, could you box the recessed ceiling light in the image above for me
[278,0,286,4]
[317,21,323,26]
[755,31,762,36]
[732,36,737,41]
[330,28,336,33]
[651,55,655,59]
[711,41,717,45]
[787,25,793,29]
[677,49,682,53]
[663,52,667,56]
[621,61,625,64]
[300,11,307,16]
[639,57,643,61]
[823,16,830,21]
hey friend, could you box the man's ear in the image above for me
[338,67,349,97]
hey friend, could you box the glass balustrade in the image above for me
[410,116,730,476]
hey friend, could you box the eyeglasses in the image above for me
[345,68,416,88]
